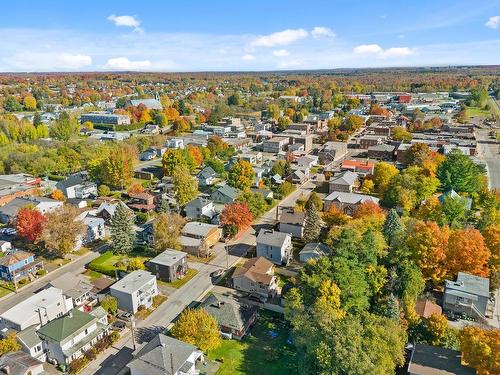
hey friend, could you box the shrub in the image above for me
[69,357,88,374]
[36,269,47,276]
[135,212,149,225]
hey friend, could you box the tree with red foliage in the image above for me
[16,207,46,242]
[219,202,253,233]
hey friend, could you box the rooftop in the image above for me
[445,272,489,298]
[110,270,156,294]
[37,308,94,343]
[148,249,186,267]
[257,229,290,248]
[408,343,476,375]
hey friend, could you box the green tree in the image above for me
[172,166,198,206]
[100,296,118,314]
[437,149,484,193]
[306,191,323,211]
[441,195,469,228]
[303,198,322,243]
[227,93,241,106]
[97,184,111,196]
[227,160,255,191]
[153,212,185,252]
[3,96,23,112]
[162,148,188,176]
[383,209,404,246]
[373,162,399,195]
[110,203,135,254]
[100,145,137,190]
[33,112,42,127]
[50,112,80,141]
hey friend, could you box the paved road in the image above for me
[476,128,500,189]
[82,181,315,375]
[0,250,100,314]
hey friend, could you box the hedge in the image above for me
[87,251,117,277]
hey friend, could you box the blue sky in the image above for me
[0,0,499,72]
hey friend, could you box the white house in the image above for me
[184,197,217,220]
[55,175,97,199]
[110,270,158,313]
[166,138,184,149]
[256,229,292,265]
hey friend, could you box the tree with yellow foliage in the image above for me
[0,333,21,355]
[23,95,37,111]
[460,326,500,375]
[50,189,66,201]
[171,308,222,353]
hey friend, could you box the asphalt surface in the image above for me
[476,128,500,189]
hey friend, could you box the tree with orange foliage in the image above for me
[406,221,449,283]
[323,205,350,227]
[460,326,500,375]
[353,201,385,219]
[127,181,144,195]
[164,107,180,122]
[186,145,203,167]
[16,207,46,242]
[446,228,490,278]
[51,189,66,201]
[415,196,445,224]
[483,224,500,270]
[219,202,253,234]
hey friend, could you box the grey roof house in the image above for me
[146,249,187,283]
[299,243,330,263]
[197,166,217,186]
[55,174,97,199]
[184,197,217,220]
[211,185,239,204]
[110,270,158,313]
[256,229,292,265]
[199,293,258,340]
[324,192,380,216]
[127,334,204,375]
[279,208,306,238]
[329,171,359,193]
[443,272,491,320]
[0,351,45,375]
[407,343,476,375]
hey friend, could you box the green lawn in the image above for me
[158,268,198,289]
[466,106,490,119]
[88,251,149,276]
[82,269,105,280]
[208,312,297,375]
[0,286,12,298]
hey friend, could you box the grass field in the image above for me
[158,268,198,289]
[208,311,297,375]
[466,106,491,119]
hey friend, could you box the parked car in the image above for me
[210,269,225,278]
[111,321,126,331]
[117,312,133,321]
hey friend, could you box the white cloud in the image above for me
[241,54,256,61]
[353,44,384,54]
[272,49,290,57]
[105,57,151,70]
[107,15,143,32]
[380,47,415,58]
[353,44,415,58]
[485,15,500,29]
[7,52,92,71]
[251,29,308,47]
[311,27,335,38]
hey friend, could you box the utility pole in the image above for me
[131,316,137,351]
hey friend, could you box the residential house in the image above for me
[166,138,184,149]
[199,293,258,340]
[299,243,330,263]
[110,270,158,313]
[0,251,44,282]
[0,197,63,224]
[0,287,73,332]
[127,334,204,375]
[94,200,130,224]
[0,351,45,375]
[250,188,273,200]
[0,174,41,206]
[181,222,222,248]
[414,299,442,319]
[80,112,130,125]
[443,272,490,319]
[211,185,239,204]
[43,272,96,308]
[289,169,309,185]
[406,343,476,375]
[279,208,306,238]
[256,229,292,265]
[263,137,289,153]
[184,197,216,220]
[55,175,97,199]
[139,149,156,161]
[296,155,318,169]
[324,192,380,216]
[37,307,109,366]
[147,249,187,283]
[367,144,395,161]
[129,98,162,110]
[340,160,375,176]
[329,171,359,193]
[232,257,278,299]
[197,166,217,187]
[17,325,45,362]
[318,142,347,165]
[128,192,157,211]
[77,216,105,248]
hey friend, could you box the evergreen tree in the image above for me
[110,204,135,254]
[157,197,171,213]
[303,199,322,243]
[384,293,400,320]
[33,112,42,127]
[383,209,403,246]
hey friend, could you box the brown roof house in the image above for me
[414,299,442,319]
[232,257,278,299]
[279,208,306,238]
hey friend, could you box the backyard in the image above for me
[87,250,150,277]
[207,311,297,375]
[158,268,198,289]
